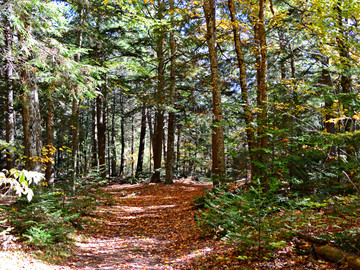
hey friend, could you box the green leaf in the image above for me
[19,173,27,186]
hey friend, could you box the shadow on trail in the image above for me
[65,180,219,270]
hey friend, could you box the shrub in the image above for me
[196,179,287,253]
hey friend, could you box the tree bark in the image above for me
[136,107,147,177]
[20,68,42,172]
[4,17,15,170]
[97,92,107,178]
[92,102,98,169]
[131,114,135,177]
[147,110,153,172]
[254,0,268,178]
[119,95,125,177]
[150,0,166,183]
[165,0,176,184]
[45,97,55,184]
[71,5,84,189]
[111,93,117,177]
[227,0,256,181]
[203,0,226,186]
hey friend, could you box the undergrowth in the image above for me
[0,176,108,263]
[195,180,360,258]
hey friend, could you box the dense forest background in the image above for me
[1,0,360,268]
[1,0,360,186]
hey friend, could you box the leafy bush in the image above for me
[4,190,79,247]
[196,179,287,252]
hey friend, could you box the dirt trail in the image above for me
[64,179,226,270]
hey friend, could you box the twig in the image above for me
[342,170,360,194]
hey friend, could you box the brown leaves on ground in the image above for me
[64,179,237,269]
[2,179,356,269]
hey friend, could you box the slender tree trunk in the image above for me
[111,93,117,176]
[322,67,336,156]
[97,92,106,178]
[4,17,15,170]
[119,95,125,177]
[20,68,42,172]
[71,98,79,185]
[131,114,135,177]
[136,107,147,177]
[165,0,176,184]
[92,102,98,169]
[254,0,268,178]
[336,2,352,134]
[176,123,182,173]
[150,0,166,183]
[71,6,84,189]
[203,0,226,186]
[21,88,31,170]
[228,0,256,180]
[45,97,55,184]
[147,110,153,172]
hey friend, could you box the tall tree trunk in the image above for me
[228,0,256,181]
[203,0,226,186]
[20,68,42,172]
[131,114,135,177]
[136,107,147,177]
[97,92,107,178]
[147,110,153,172]
[45,97,55,184]
[150,0,166,183]
[111,93,117,177]
[71,98,79,186]
[21,88,31,171]
[71,6,84,189]
[92,102,98,169]
[4,17,15,170]
[254,0,268,178]
[176,123,182,173]
[321,66,336,156]
[165,0,176,184]
[336,1,352,133]
[119,95,125,177]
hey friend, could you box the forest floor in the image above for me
[0,178,355,269]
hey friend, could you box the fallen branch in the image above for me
[295,233,360,269]
[314,245,360,270]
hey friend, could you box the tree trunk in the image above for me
[45,97,55,184]
[20,68,42,172]
[97,92,106,178]
[227,0,256,181]
[147,110,153,172]
[254,0,268,179]
[176,123,182,173]
[119,95,125,177]
[150,0,166,183]
[111,93,117,177]
[203,0,226,186]
[71,5,84,189]
[131,114,135,177]
[136,107,147,177]
[92,102,98,169]
[21,89,31,171]
[165,0,176,184]
[71,98,79,186]
[4,17,15,170]
[335,2,352,136]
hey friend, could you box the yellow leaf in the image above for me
[103,0,109,4]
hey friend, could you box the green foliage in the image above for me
[4,190,79,247]
[196,179,286,252]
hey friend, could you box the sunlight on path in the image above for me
[0,250,71,270]
[63,180,219,270]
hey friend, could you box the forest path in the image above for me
[64,179,231,270]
